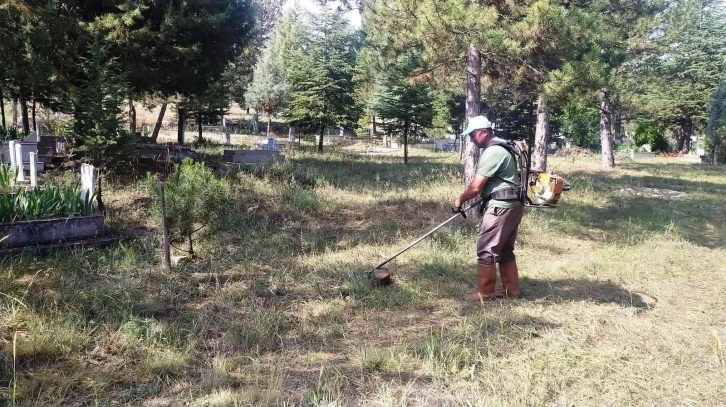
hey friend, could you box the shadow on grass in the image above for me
[539,180,725,249]
[520,277,653,309]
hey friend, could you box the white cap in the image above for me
[461,116,494,136]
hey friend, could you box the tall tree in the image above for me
[706,79,726,163]
[245,43,287,136]
[622,0,726,153]
[546,0,663,168]
[282,6,358,153]
[371,50,435,164]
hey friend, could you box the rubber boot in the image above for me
[498,259,520,298]
[467,264,497,301]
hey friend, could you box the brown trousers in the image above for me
[477,206,524,265]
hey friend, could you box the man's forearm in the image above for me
[457,187,481,205]
[454,185,482,208]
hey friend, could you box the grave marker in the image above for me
[81,163,96,204]
[29,152,37,187]
[15,143,25,181]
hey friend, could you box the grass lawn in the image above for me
[1,146,725,406]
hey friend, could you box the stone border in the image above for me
[0,214,109,250]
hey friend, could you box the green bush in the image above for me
[559,102,600,148]
[634,122,668,152]
[147,159,230,257]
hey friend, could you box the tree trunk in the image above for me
[614,112,623,143]
[532,94,549,172]
[0,87,5,128]
[19,91,30,135]
[198,110,203,142]
[464,43,482,217]
[129,97,136,137]
[371,115,376,139]
[318,126,324,153]
[677,119,693,153]
[288,126,296,143]
[177,108,185,144]
[404,120,409,165]
[31,99,36,132]
[151,102,168,141]
[267,115,272,137]
[12,97,18,127]
[599,90,615,169]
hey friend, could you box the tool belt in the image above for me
[478,185,521,215]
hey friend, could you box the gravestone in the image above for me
[81,163,96,204]
[222,149,285,165]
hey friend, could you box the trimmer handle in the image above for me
[452,206,467,219]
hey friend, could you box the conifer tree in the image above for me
[245,44,287,136]
[282,6,358,153]
[371,50,435,165]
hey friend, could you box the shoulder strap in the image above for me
[481,139,530,206]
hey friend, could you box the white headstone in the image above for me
[29,152,37,187]
[222,117,226,128]
[15,143,24,181]
[8,141,17,168]
[80,163,96,204]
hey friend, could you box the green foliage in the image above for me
[634,122,669,152]
[0,127,24,141]
[147,159,230,256]
[281,7,359,153]
[0,184,94,224]
[244,42,287,126]
[432,92,465,135]
[706,80,726,163]
[0,163,12,193]
[70,37,132,168]
[558,102,600,148]
[371,49,435,159]
[622,0,726,132]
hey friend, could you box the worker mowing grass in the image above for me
[454,116,524,301]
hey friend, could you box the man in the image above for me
[453,116,524,301]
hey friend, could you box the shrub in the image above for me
[147,159,230,257]
[634,122,669,152]
[559,102,600,149]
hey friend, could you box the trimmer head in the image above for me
[372,267,392,286]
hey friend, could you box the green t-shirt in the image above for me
[475,140,522,209]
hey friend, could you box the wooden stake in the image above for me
[158,181,171,270]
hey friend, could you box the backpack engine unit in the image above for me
[483,140,571,208]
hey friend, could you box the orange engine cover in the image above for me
[532,173,565,205]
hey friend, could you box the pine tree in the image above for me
[622,0,726,153]
[70,37,131,169]
[281,6,358,153]
[245,44,287,136]
[371,50,435,165]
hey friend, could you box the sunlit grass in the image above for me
[2,147,725,406]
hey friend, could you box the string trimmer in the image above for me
[370,197,483,285]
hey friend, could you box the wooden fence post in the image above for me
[158,181,171,270]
